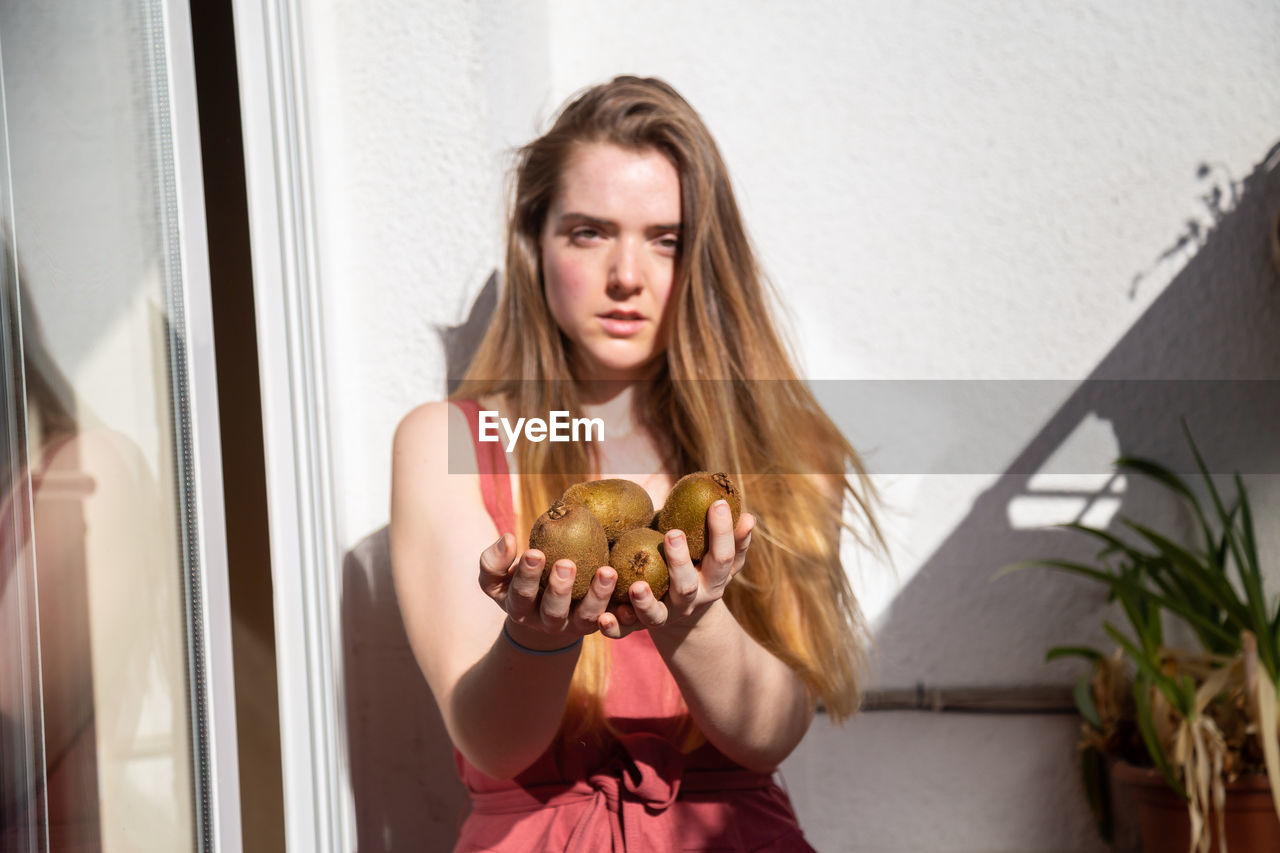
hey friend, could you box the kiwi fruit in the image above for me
[608,528,669,605]
[560,478,654,543]
[657,472,742,561]
[527,500,609,600]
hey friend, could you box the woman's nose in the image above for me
[608,240,643,293]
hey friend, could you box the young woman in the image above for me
[391,76,882,851]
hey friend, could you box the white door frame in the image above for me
[228,1,350,850]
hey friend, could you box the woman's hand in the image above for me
[478,534,618,650]
[600,501,756,639]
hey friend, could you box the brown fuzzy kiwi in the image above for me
[657,472,742,561]
[608,528,669,605]
[560,478,654,543]
[527,501,609,600]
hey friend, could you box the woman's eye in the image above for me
[570,227,601,243]
[657,235,680,252]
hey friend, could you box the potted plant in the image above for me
[1001,423,1280,852]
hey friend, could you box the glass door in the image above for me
[0,1,239,851]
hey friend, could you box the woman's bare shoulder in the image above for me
[394,399,456,443]
[393,400,476,476]
[390,398,502,555]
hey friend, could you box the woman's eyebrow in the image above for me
[646,222,682,234]
[557,212,681,233]
[558,212,614,229]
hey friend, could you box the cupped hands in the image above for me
[478,499,755,649]
[601,500,755,639]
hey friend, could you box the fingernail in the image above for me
[668,530,685,545]
[524,553,538,568]
[494,535,506,549]
[556,563,573,580]
[714,500,729,516]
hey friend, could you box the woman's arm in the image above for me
[610,470,850,773]
[622,505,816,772]
[390,402,616,779]
[651,599,815,772]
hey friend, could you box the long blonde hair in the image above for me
[454,76,883,739]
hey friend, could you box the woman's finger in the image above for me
[506,550,545,620]
[662,528,698,616]
[731,514,755,577]
[478,534,516,601]
[698,501,741,595]
[705,501,737,567]
[599,608,642,640]
[574,566,616,631]
[627,581,669,627]
[539,560,576,629]
[599,610,622,640]
[599,602,640,636]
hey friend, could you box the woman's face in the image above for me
[540,142,681,382]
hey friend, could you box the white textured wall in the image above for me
[305,2,1280,850]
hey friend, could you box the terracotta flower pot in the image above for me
[1111,761,1280,852]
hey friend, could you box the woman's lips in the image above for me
[598,313,646,336]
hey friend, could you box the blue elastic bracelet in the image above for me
[501,620,583,656]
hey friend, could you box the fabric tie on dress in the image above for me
[563,732,685,852]
[467,731,776,851]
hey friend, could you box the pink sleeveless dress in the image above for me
[451,401,815,852]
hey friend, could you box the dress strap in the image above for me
[450,399,517,536]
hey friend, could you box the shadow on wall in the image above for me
[862,141,1280,841]
[443,271,500,397]
[342,527,467,852]
[342,276,500,851]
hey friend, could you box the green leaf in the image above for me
[1114,580,1158,656]
[1230,474,1271,675]
[995,558,1115,585]
[1139,559,1225,650]
[1237,474,1259,567]
[1074,672,1102,729]
[1181,422,1252,603]
[1061,523,1214,632]
[1026,557,1240,650]
[1114,455,1198,506]
[1133,675,1188,801]
[1080,745,1114,843]
[1103,624,1190,715]
[1120,519,1249,627]
[1046,646,1105,664]
[1214,503,1240,570]
[1118,445,1216,557]
[1058,522,1146,562]
[1178,673,1197,710]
